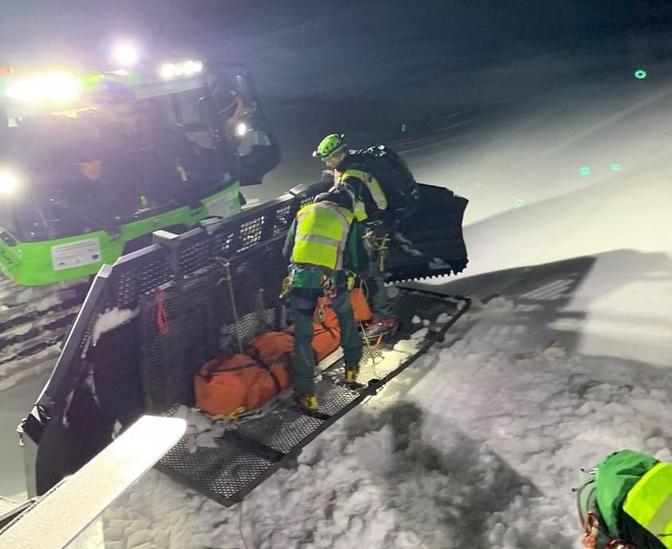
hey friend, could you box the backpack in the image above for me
[350,145,419,218]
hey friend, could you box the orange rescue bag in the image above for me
[194,351,289,418]
[245,331,293,402]
[245,331,294,367]
[350,287,373,323]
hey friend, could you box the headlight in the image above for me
[112,40,140,68]
[6,71,81,104]
[0,169,21,194]
[159,59,203,80]
[235,122,248,137]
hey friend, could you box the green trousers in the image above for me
[290,286,363,395]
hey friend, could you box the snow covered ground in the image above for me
[101,296,672,548]
[96,76,672,548]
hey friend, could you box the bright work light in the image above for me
[159,59,204,80]
[112,41,140,68]
[235,122,248,137]
[0,169,21,194]
[6,72,81,103]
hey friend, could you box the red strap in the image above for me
[155,289,170,335]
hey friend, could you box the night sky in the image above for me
[3,2,672,94]
[2,1,672,196]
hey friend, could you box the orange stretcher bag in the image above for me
[245,331,292,402]
[195,354,257,417]
[350,287,373,323]
[194,350,289,418]
[246,363,290,410]
[245,331,294,368]
[313,304,341,362]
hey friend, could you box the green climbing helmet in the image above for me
[312,133,346,160]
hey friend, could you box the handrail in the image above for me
[1,415,186,549]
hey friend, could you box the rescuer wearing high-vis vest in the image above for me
[577,449,672,549]
[312,133,400,341]
[283,189,365,412]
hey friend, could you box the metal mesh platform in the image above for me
[159,434,280,503]
[26,179,468,499]
[347,290,464,387]
[156,289,468,506]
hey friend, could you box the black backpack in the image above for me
[350,145,419,218]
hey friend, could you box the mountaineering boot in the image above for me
[343,364,365,389]
[364,317,399,341]
[294,393,319,412]
[344,364,359,385]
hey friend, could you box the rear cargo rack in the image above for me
[20,180,468,502]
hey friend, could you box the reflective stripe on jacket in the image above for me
[623,461,672,547]
[291,202,354,270]
[338,168,388,221]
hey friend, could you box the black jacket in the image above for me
[335,153,385,223]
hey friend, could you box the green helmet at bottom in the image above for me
[577,449,672,549]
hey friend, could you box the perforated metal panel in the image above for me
[237,408,323,454]
[111,248,173,308]
[178,231,213,275]
[270,203,294,236]
[159,435,279,504]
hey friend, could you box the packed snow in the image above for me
[91,308,139,347]
[102,292,672,548]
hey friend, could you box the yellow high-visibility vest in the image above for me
[292,202,354,270]
[623,462,672,547]
[338,168,388,221]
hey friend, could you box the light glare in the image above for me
[113,41,140,67]
[159,59,204,80]
[235,122,248,137]
[6,72,81,104]
[159,63,175,80]
[0,169,21,194]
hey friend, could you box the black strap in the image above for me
[199,357,258,380]
[247,345,285,396]
[264,363,283,396]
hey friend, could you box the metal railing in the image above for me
[2,415,186,549]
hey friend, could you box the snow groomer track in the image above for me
[20,179,468,504]
[0,278,85,391]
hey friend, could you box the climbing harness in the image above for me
[376,233,390,272]
[314,275,335,324]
